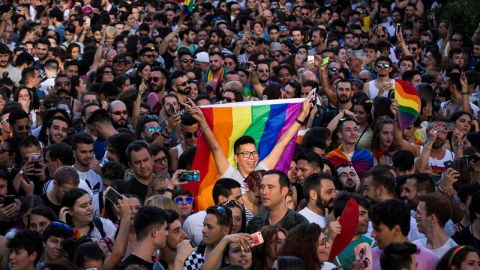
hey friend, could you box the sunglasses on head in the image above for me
[376,63,390,69]
[52,221,73,232]
[184,131,198,139]
[174,197,194,204]
[148,126,162,133]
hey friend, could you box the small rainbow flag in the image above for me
[183,0,194,15]
[185,99,303,211]
[395,79,421,131]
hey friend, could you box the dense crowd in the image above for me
[0,0,480,269]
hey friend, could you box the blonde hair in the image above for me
[144,195,178,212]
[105,26,116,38]
[146,174,170,199]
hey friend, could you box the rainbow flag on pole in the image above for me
[183,0,194,15]
[395,79,421,131]
[184,99,303,210]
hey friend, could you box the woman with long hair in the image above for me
[352,96,374,150]
[252,225,288,270]
[134,61,152,88]
[445,111,476,151]
[435,246,479,270]
[95,65,116,84]
[370,116,398,165]
[220,200,247,233]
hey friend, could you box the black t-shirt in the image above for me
[40,193,62,216]
[126,176,149,203]
[452,225,480,248]
[118,254,154,270]
[162,51,175,71]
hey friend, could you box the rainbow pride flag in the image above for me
[183,0,194,15]
[185,99,303,210]
[395,79,421,131]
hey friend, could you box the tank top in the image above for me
[368,79,395,99]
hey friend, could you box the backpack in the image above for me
[92,216,114,252]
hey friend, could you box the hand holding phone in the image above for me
[178,171,200,182]
[104,187,123,205]
[249,231,264,247]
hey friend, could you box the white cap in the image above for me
[194,52,209,63]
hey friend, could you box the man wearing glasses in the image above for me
[363,56,395,99]
[336,164,360,192]
[170,115,198,171]
[108,100,135,135]
[9,109,31,140]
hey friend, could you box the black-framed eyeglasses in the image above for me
[177,81,188,87]
[154,157,168,164]
[14,124,31,131]
[184,131,198,139]
[175,197,194,204]
[180,59,194,63]
[148,126,162,133]
[235,151,259,158]
[376,63,390,69]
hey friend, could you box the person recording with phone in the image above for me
[0,169,21,234]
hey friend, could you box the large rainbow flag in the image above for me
[395,79,421,131]
[184,99,304,210]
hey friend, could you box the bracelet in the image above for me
[454,143,464,148]
[437,185,446,194]
[462,92,468,95]
[165,188,174,193]
[295,118,303,125]
[423,145,431,151]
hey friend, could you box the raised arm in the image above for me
[90,32,105,72]
[159,24,188,56]
[461,73,472,113]
[262,96,313,169]
[368,0,379,22]
[183,99,231,175]
[131,81,146,129]
[247,62,264,98]
[319,58,339,107]
[414,125,439,172]
[103,197,131,270]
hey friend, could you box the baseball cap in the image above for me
[194,52,209,63]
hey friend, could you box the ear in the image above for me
[233,154,239,164]
[140,132,145,139]
[28,251,38,262]
[53,180,58,187]
[46,127,50,136]
[281,186,289,197]
[218,195,227,205]
[337,130,343,140]
[309,189,317,201]
[315,167,321,173]
[100,93,106,101]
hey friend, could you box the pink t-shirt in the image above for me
[371,244,438,270]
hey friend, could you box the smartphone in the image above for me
[19,170,30,183]
[3,195,15,206]
[179,170,200,182]
[321,56,329,66]
[104,187,123,205]
[250,231,264,247]
[309,88,316,103]
[169,103,177,114]
[444,160,454,169]
[396,23,401,33]
[307,55,314,62]
[446,122,455,132]
[244,63,251,70]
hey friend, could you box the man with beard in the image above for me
[247,170,309,233]
[401,173,435,210]
[332,193,376,269]
[247,59,279,98]
[137,115,162,143]
[126,140,155,202]
[72,134,103,196]
[108,101,135,135]
[204,52,228,96]
[327,117,373,180]
[308,27,327,55]
[363,56,396,99]
[170,71,193,103]
[45,116,69,146]
[33,38,51,74]
[9,109,31,140]
[209,28,232,55]
[362,166,396,204]
[177,49,195,71]
[336,164,360,192]
[146,67,169,115]
[0,43,22,85]
[298,173,336,228]
[86,109,119,143]
[169,115,198,170]
[179,27,198,54]
[295,152,323,204]
[321,71,354,111]
[235,36,257,64]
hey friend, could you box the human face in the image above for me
[459,252,480,270]
[164,97,179,116]
[452,53,465,67]
[450,34,463,49]
[379,124,394,149]
[36,43,49,60]
[277,68,291,86]
[339,120,358,145]
[230,206,243,234]
[337,166,357,190]
[65,65,78,78]
[260,174,287,210]
[317,232,330,262]
[233,143,259,175]
[370,222,397,250]
[456,114,472,135]
[0,53,10,68]
[175,195,193,217]
[202,214,227,245]
[296,159,319,187]
[209,54,223,72]
[74,143,94,167]
[224,58,236,70]
[47,119,68,144]
[128,197,142,227]
[182,124,198,147]
[336,82,352,104]
[269,29,279,42]
[357,205,369,234]
[336,48,347,64]
[376,61,392,77]
[399,60,413,75]
[222,91,236,103]
[362,176,380,203]
[179,55,194,71]
[109,102,128,127]
[166,219,187,250]
[319,180,336,210]
[353,105,369,125]
[29,214,51,236]
[401,178,418,209]
[429,121,448,148]
[173,75,191,96]
[45,236,65,261]
[71,47,80,60]
[226,242,253,268]
[256,64,270,83]
[72,194,94,224]
[413,201,429,234]
[129,148,153,180]
[283,84,296,99]
[12,117,30,139]
[18,88,30,103]
[9,247,37,270]
[152,150,168,174]
[143,121,161,143]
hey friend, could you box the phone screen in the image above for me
[104,187,123,205]
[179,171,200,182]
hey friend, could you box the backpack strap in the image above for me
[93,216,106,239]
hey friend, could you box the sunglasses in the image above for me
[0,148,11,154]
[55,82,70,87]
[112,110,128,116]
[223,97,233,102]
[52,221,73,232]
[377,34,386,38]
[184,131,198,139]
[279,27,288,31]
[376,63,390,69]
[177,81,188,87]
[152,77,165,82]
[59,95,71,101]
[246,41,256,46]
[174,197,194,204]
[104,71,114,75]
[143,54,155,58]
[329,67,339,71]
[148,126,162,133]
[408,47,418,52]
[180,59,194,63]
[14,124,31,131]
[403,33,413,37]
[451,39,463,42]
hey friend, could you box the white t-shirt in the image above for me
[413,237,457,259]
[221,161,269,194]
[298,207,326,228]
[75,168,103,195]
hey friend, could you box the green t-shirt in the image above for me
[333,235,377,270]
